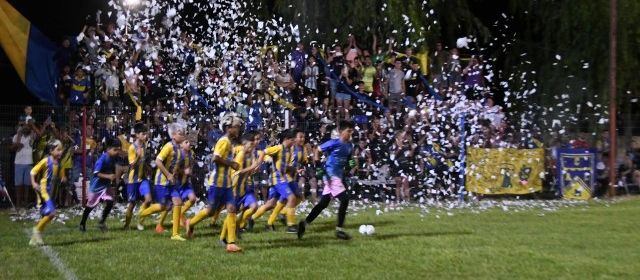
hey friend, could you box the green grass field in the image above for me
[1,198,639,280]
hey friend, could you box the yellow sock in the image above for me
[189,209,210,227]
[35,215,52,232]
[286,206,296,226]
[172,206,181,236]
[139,203,162,223]
[267,201,286,225]
[158,210,169,226]
[138,203,149,223]
[252,204,269,220]
[219,217,228,241]
[227,214,237,244]
[240,208,255,228]
[181,200,194,216]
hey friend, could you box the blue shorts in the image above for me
[153,185,171,206]
[207,187,234,210]
[267,187,278,201]
[127,180,151,202]
[274,182,292,202]
[236,193,257,209]
[14,164,32,186]
[289,182,302,197]
[40,199,55,216]
[172,183,194,201]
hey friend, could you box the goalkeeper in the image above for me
[297,121,356,240]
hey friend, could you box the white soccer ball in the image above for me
[365,225,375,235]
[359,224,375,235]
[359,224,368,235]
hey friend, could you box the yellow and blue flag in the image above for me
[0,0,58,104]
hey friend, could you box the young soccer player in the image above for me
[220,131,264,240]
[137,123,186,241]
[124,123,151,230]
[186,113,243,252]
[268,130,307,226]
[298,120,355,240]
[29,139,66,246]
[247,129,298,233]
[79,138,122,232]
[177,139,197,226]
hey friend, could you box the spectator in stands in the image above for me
[69,67,91,106]
[12,117,39,208]
[386,59,405,111]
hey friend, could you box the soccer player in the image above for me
[124,123,151,230]
[247,129,298,233]
[175,139,197,228]
[268,130,307,226]
[137,123,186,241]
[220,131,264,240]
[298,120,355,240]
[186,113,243,252]
[29,139,66,246]
[79,138,122,232]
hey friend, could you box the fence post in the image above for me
[81,106,87,207]
[458,112,466,202]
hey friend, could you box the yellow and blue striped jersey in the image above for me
[207,136,234,188]
[264,144,292,186]
[177,149,194,185]
[30,156,64,201]
[289,144,308,180]
[128,142,146,184]
[154,141,181,186]
[232,147,260,197]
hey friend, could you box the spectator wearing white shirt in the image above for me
[11,117,39,208]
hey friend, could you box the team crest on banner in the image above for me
[556,148,596,197]
[466,148,545,195]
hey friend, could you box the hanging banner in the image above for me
[466,148,545,195]
[556,148,597,196]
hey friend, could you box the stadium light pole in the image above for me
[608,0,617,197]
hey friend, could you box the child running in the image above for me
[124,122,152,230]
[79,138,122,232]
[29,139,66,246]
[298,120,355,240]
[186,113,244,252]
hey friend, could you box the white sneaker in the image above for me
[136,223,144,231]
[29,228,43,246]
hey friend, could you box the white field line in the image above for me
[24,229,79,280]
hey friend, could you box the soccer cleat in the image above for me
[171,235,186,241]
[264,224,276,232]
[286,226,298,234]
[155,224,165,234]
[278,214,287,226]
[297,221,306,239]
[79,224,86,232]
[185,219,194,239]
[29,228,43,246]
[136,223,144,231]
[336,230,352,240]
[98,223,107,233]
[247,218,255,232]
[225,243,242,253]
